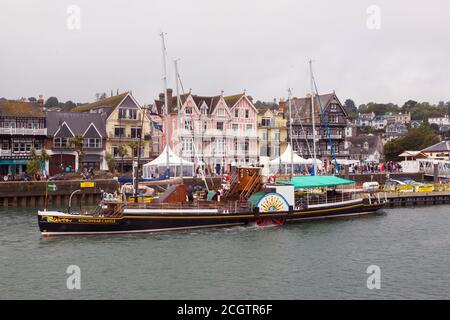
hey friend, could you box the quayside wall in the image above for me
[0,179,119,208]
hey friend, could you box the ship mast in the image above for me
[161,32,170,176]
[288,88,294,178]
[174,59,183,179]
[309,59,317,176]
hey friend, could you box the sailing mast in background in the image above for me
[160,32,170,177]
[288,88,294,178]
[174,59,183,179]
[309,59,318,176]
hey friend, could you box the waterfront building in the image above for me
[410,120,423,129]
[382,122,408,144]
[44,112,107,175]
[391,112,411,125]
[428,115,449,126]
[288,92,349,162]
[421,140,450,160]
[257,101,287,159]
[0,100,47,175]
[356,112,375,127]
[344,120,357,138]
[371,116,388,130]
[152,89,258,174]
[356,112,410,130]
[72,92,154,172]
[345,134,383,163]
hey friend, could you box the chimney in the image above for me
[159,92,165,102]
[37,95,44,106]
[167,88,173,112]
[278,98,286,114]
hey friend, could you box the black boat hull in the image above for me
[38,202,385,236]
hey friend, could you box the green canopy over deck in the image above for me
[279,176,355,189]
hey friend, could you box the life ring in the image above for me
[268,175,277,184]
[222,174,230,183]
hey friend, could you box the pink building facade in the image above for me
[152,90,258,174]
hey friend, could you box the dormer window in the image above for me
[201,107,207,116]
[363,142,369,150]
[217,108,225,116]
[185,107,192,114]
[235,109,239,117]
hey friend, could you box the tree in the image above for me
[401,100,418,112]
[62,100,77,111]
[128,141,140,162]
[26,159,42,178]
[430,123,440,134]
[384,125,440,161]
[28,97,37,103]
[105,152,116,173]
[69,135,85,172]
[358,102,400,116]
[343,99,357,118]
[45,96,59,108]
[26,148,50,179]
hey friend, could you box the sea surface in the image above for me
[0,206,449,299]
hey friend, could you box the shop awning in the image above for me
[0,159,30,165]
[280,175,355,189]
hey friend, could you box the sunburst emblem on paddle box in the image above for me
[257,193,289,213]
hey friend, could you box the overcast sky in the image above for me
[1,0,449,106]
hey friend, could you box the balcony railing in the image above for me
[0,149,42,157]
[109,133,142,140]
[291,134,322,140]
[0,128,47,135]
[0,149,11,156]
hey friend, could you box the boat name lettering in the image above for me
[78,218,116,223]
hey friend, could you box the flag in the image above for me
[152,120,163,132]
[47,182,57,192]
[310,164,315,176]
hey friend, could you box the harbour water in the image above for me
[0,206,449,299]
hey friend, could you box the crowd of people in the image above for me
[348,161,403,174]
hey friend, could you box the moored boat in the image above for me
[38,167,386,236]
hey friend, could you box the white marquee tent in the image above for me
[143,146,194,178]
[269,144,323,174]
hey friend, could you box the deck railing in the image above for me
[124,200,253,214]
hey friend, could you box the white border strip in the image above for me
[307,198,362,209]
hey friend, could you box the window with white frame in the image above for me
[182,138,193,152]
[84,138,101,148]
[112,146,119,157]
[217,108,225,116]
[216,138,224,154]
[274,130,280,141]
[130,127,142,139]
[184,120,193,131]
[54,137,69,148]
